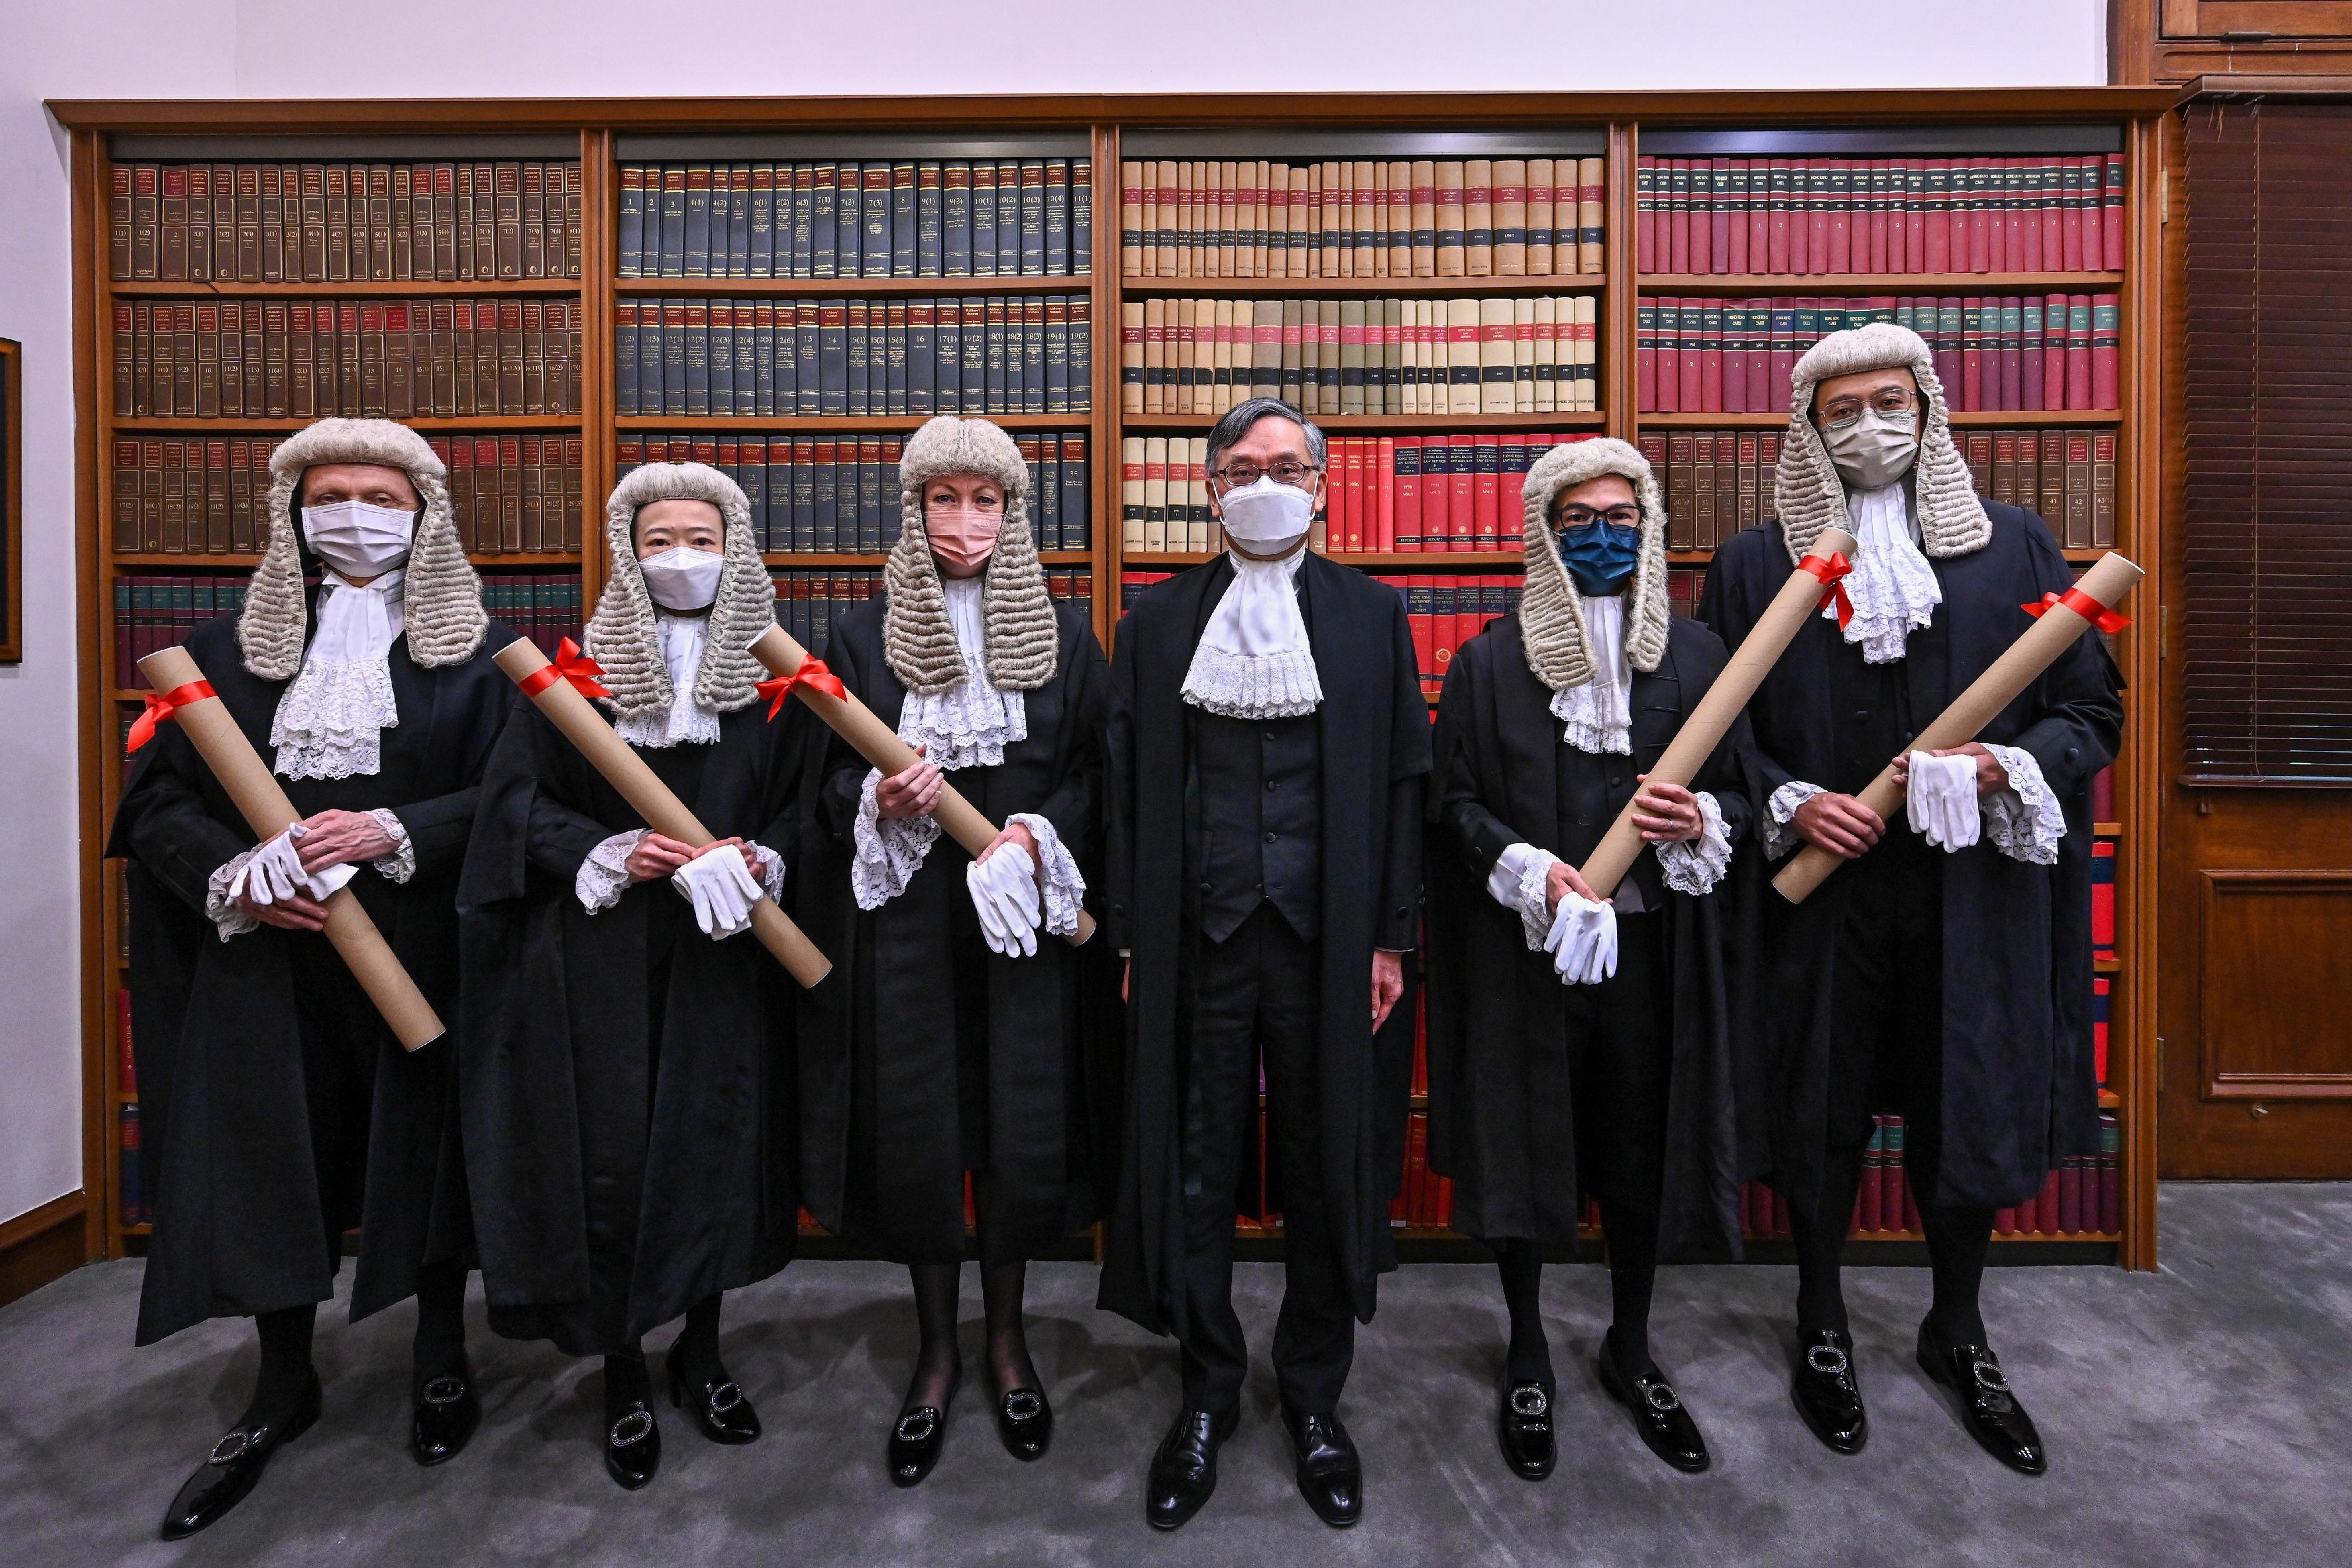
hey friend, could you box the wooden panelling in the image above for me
[2197,871,2352,1096]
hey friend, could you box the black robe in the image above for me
[1099,552,1430,1334]
[1700,504,2124,1215]
[457,694,801,1356]
[797,597,1113,1265]
[106,609,517,1346]
[1425,613,1756,1262]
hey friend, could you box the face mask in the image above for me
[302,500,415,579]
[637,545,726,612]
[1554,519,1642,597]
[926,506,1003,577]
[1822,408,1920,492]
[1217,474,1317,550]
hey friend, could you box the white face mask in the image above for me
[638,544,726,612]
[302,500,416,579]
[1217,473,1317,550]
[1822,409,1921,493]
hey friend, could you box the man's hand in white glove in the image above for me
[967,840,1043,958]
[671,842,763,940]
[230,824,357,931]
[1545,889,1619,986]
[1897,749,1982,851]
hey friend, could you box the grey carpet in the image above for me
[1,1183,2346,1567]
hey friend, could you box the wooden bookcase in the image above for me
[54,91,2173,1271]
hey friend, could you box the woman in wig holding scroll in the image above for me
[108,418,516,1538]
[795,415,1110,1487]
[458,462,800,1490]
[1701,322,2122,1475]
[1424,436,1756,1482]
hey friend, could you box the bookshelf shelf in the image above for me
[109,550,583,568]
[113,415,582,433]
[614,275,1090,298]
[1118,276,1606,299]
[1638,272,2127,293]
[764,550,1094,569]
[108,278,583,297]
[1635,410,2122,428]
[616,413,1087,432]
[1124,412,1606,433]
[2094,821,2123,836]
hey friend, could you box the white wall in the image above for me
[0,0,2107,1228]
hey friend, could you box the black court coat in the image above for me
[1425,613,1757,1262]
[1099,552,1431,1335]
[797,597,1114,1265]
[457,695,801,1356]
[1700,504,2123,1215]
[106,609,518,1345]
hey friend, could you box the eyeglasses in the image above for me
[1818,389,1920,430]
[1553,505,1642,530]
[1212,460,1320,489]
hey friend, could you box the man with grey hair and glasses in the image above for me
[1099,397,1428,1531]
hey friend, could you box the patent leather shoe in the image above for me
[1496,1379,1556,1480]
[994,1386,1053,1462]
[159,1377,322,1540]
[888,1405,950,1487]
[1791,1328,1867,1455]
[1145,1406,1238,1531]
[1596,1340,1710,1473]
[409,1372,480,1467]
[668,1355,760,1445]
[604,1400,662,1490]
[1281,1405,1362,1528]
[1917,1329,2047,1476]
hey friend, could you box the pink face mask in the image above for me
[926,506,1003,577]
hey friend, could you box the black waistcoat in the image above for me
[1552,733,1667,911]
[1190,708,1324,944]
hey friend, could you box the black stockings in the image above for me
[903,1258,1039,1416]
[1791,1138,1995,1346]
[410,1259,469,1394]
[1492,1203,1663,1389]
[244,1304,318,1429]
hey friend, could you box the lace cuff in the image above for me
[1765,780,1828,861]
[851,767,940,910]
[1486,842,1561,952]
[1006,813,1085,938]
[577,829,648,914]
[365,808,416,884]
[203,851,263,941]
[1980,744,2066,866]
[741,840,787,904]
[1656,790,1733,896]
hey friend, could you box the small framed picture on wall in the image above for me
[0,337,18,662]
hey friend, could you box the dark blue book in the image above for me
[810,573,833,653]
[811,162,839,279]
[1043,295,1068,414]
[1071,158,1092,275]
[916,162,943,276]
[971,163,998,277]
[749,163,776,278]
[790,163,815,278]
[613,299,640,414]
[811,437,838,550]
[683,164,713,278]
[862,162,891,279]
[961,296,986,409]
[884,299,908,415]
[908,298,936,414]
[1059,433,1087,549]
[845,299,870,416]
[1042,159,1068,275]
[725,164,750,278]
[752,299,776,416]
[708,300,734,415]
[857,436,883,551]
[790,436,816,550]
[996,161,1022,276]
[617,165,647,277]
[716,437,742,526]
[683,298,711,416]
[984,295,1009,414]
[1021,296,1045,413]
[736,436,767,547]
[935,299,963,413]
[794,300,820,415]
[734,299,758,414]
[891,161,917,277]
[880,438,904,548]
[818,298,847,417]
[1069,296,1091,413]
[660,297,686,415]
[943,162,972,277]
[838,163,866,278]
[765,439,790,548]
[658,166,687,276]
[1037,433,1061,550]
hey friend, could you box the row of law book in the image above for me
[770,567,1095,658]
[111,159,583,283]
[1121,296,1601,417]
[615,295,1093,419]
[1637,294,2122,414]
[618,159,1092,280]
[422,434,588,556]
[620,432,1093,555]
[1637,153,2127,278]
[1120,158,1605,279]
[115,297,584,421]
[1736,1115,2122,1238]
[1382,569,1708,701]
[1391,1111,1456,1231]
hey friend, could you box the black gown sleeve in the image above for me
[109,728,255,916]
[1375,586,1431,951]
[1103,613,1140,954]
[815,624,874,848]
[1431,644,1525,880]
[389,784,485,881]
[1024,623,1110,859]
[2012,516,2125,797]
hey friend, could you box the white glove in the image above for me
[228,824,356,907]
[1544,888,1618,986]
[967,841,1043,958]
[1906,750,1982,852]
[670,844,763,940]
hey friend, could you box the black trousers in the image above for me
[288,952,381,1282]
[1175,904,1352,1416]
[1827,838,1950,1196]
[1565,912,1672,1216]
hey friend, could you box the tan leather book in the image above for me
[1120,300,1144,412]
[1512,296,1537,413]
[1352,159,1378,278]
[1154,160,1178,275]
[1532,296,1558,413]
[1528,159,1556,276]
[1142,296,1165,414]
[1120,160,1144,276]
[1495,159,1528,276]
[1120,436,1146,550]
[1410,160,1436,278]
[1579,158,1606,273]
[1465,159,1494,277]
[1142,436,1168,552]
[1477,297,1512,413]
[1435,162,1465,277]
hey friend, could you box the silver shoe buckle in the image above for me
[1641,1381,1682,1415]
[610,1407,655,1447]
[706,1380,744,1415]
[896,1408,938,1443]
[208,1427,258,1466]
[1806,1344,1852,1378]
[422,1375,468,1406]
[1004,1390,1044,1421]
[1509,1386,1550,1420]
[1970,1358,2011,1396]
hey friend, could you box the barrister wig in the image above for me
[585,462,775,720]
[1515,436,1672,691]
[1775,321,1991,564]
[240,417,486,678]
[884,415,1059,696]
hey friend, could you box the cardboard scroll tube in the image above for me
[1578,526,1858,901]
[135,644,447,1051]
[492,638,832,988]
[1771,550,2143,906]
[746,624,1099,947]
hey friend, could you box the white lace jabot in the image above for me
[616,612,722,748]
[1551,591,1632,755]
[1181,547,1322,720]
[271,568,405,781]
[1835,483,1943,664]
[897,574,1028,770]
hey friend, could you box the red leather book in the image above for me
[1960,297,1983,414]
[2062,159,2086,272]
[2102,154,2126,274]
[1448,435,1476,549]
[1746,159,1769,275]
[2016,1189,2040,1236]
[1676,299,1703,412]
[1859,1122,1882,1231]
[2090,766,2114,821]
[1825,159,1850,275]
[1922,159,1952,273]
[1797,159,1823,273]
[1726,159,1749,275]
[1636,155,1657,271]
[2021,298,2046,410]
[1999,296,2023,412]
[1709,157,1732,274]
[2080,156,2105,272]
[1341,436,1365,550]
[1765,157,1791,275]
[2034,155,2060,272]
[1375,436,1396,552]
[1698,300,1723,412]
[1668,158,1691,274]
[1995,1205,2017,1237]
[118,988,138,1095]
[1429,580,1459,691]
[1498,437,1529,548]
[2043,292,2070,409]
[2036,1169,2062,1235]
[2091,293,2120,410]
[2059,1156,2084,1234]
[2099,1114,2122,1233]
[2064,295,2093,410]
[2006,156,2030,272]
[1407,576,1434,690]
[1635,296,1657,413]
[1421,442,1450,547]
[1472,439,1500,547]
[2092,840,2116,961]
[1900,159,1925,272]
[1394,437,1424,550]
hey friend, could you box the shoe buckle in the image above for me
[208,1427,258,1466]
[706,1380,744,1415]
[1970,1358,2011,1396]
[896,1408,938,1443]
[422,1375,469,1406]
[1005,1389,1044,1421]
[1806,1344,1852,1378]
[610,1407,656,1447]
[1641,1381,1682,1415]
[1509,1386,1550,1419]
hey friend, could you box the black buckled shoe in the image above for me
[604,1400,662,1490]
[1281,1405,1363,1529]
[1917,1329,2047,1476]
[409,1372,481,1467]
[1791,1328,1867,1455]
[159,1377,322,1540]
[668,1355,760,1446]
[888,1405,949,1487]
[994,1386,1053,1463]
[1596,1340,1710,1474]
[1145,1406,1238,1532]
[1497,1379,1556,1480]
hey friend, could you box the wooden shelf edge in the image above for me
[2094,821,2122,837]
[109,278,583,297]
[113,416,582,432]
[620,413,1090,431]
[1119,275,1606,297]
[1118,412,1605,432]
[1639,272,2126,293]
[108,551,583,569]
[616,273,1091,296]
[765,551,1093,568]
[1636,410,2120,427]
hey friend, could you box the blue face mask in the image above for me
[1553,519,1642,597]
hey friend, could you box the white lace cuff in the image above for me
[577,829,648,914]
[1981,744,2066,866]
[851,767,940,910]
[203,851,263,941]
[1006,813,1085,937]
[1766,780,1828,861]
[742,840,788,904]
[365,808,416,884]
[1486,842,1561,952]
[1656,789,1733,896]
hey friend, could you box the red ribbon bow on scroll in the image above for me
[2023,586,2131,635]
[1799,550,1856,630]
[756,655,848,720]
[518,638,612,701]
[126,680,217,754]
